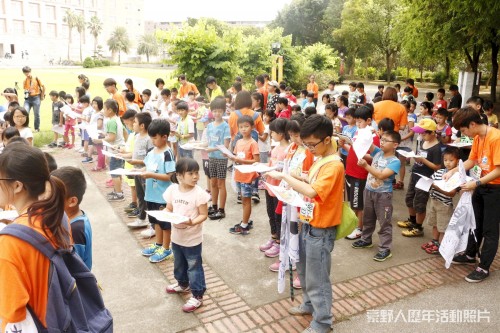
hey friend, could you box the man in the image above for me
[405,78,419,98]
[306,75,319,106]
[22,66,45,132]
[255,74,268,107]
[447,84,462,122]
[178,74,199,99]
[205,76,223,102]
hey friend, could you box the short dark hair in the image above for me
[277,97,288,106]
[420,101,432,111]
[443,146,460,159]
[125,92,136,102]
[103,78,117,87]
[287,114,305,133]
[291,105,301,112]
[306,92,314,98]
[142,89,152,97]
[301,89,308,96]
[155,78,165,87]
[483,100,494,111]
[382,130,401,144]
[406,78,415,86]
[135,112,152,130]
[328,81,336,86]
[325,103,338,116]
[160,88,171,97]
[44,153,57,172]
[1,127,19,141]
[104,99,118,114]
[426,92,434,101]
[436,107,449,118]
[49,90,58,97]
[122,109,137,120]
[437,88,446,94]
[345,108,356,117]
[466,96,483,107]
[404,86,413,94]
[378,84,384,89]
[65,94,74,104]
[452,106,483,130]
[51,166,86,204]
[178,74,186,81]
[92,96,103,111]
[394,83,401,89]
[58,91,66,99]
[234,91,252,110]
[264,109,276,122]
[206,76,217,84]
[79,95,90,104]
[378,118,395,133]
[449,84,459,91]
[81,81,90,90]
[301,114,333,139]
[237,115,254,127]
[7,136,29,145]
[354,105,372,121]
[171,87,178,94]
[255,75,265,85]
[22,66,31,73]
[356,82,364,89]
[304,106,317,118]
[269,118,290,140]
[233,82,242,93]
[349,82,357,87]
[148,118,170,137]
[176,101,189,111]
[210,96,226,111]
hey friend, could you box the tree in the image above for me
[63,9,76,61]
[107,27,131,64]
[303,42,338,71]
[137,33,159,63]
[87,15,103,57]
[74,14,85,62]
[321,0,346,49]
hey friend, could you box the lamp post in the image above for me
[271,42,283,82]
[340,52,345,77]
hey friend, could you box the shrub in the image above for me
[312,70,339,90]
[432,71,447,87]
[82,57,95,68]
[101,59,111,66]
[93,59,103,67]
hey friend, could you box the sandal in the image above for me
[425,243,440,255]
[421,239,438,250]
[91,166,105,172]
[393,181,404,190]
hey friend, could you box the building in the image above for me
[0,0,145,63]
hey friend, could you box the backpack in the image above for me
[231,110,260,150]
[0,223,113,333]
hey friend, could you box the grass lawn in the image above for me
[1,66,174,146]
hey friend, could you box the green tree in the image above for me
[75,14,85,62]
[107,27,131,64]
[321,0,346,48]
[63,9,76,61]
[303,42,338,71]
[137,33,159,63]
[87,15,103,57]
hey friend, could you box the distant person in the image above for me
[22,66,45,132]
[306,75,319,105]
[178,74,199,99]
[374,85,384,99]
[406,78,418,98]
[205,76,223,102]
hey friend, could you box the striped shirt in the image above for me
[430,169,453,206]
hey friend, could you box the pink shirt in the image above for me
[266,145,288,192]
[163,185,210,247]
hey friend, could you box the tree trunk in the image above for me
[445,55,451,80]
[79,33,82,62]
[118,50,121,65]
[386,52,391,83]
[146,53,149,63]
[464,45,482,96]
[67,28,72,61]
[94,37,97,57]
[491,34,499,102]
[419,64,424,83]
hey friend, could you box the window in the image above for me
[12,20,24,34]
[11,1,23,16]
[46,5,56,20]
[46,23,57,37]
[30,22,41,36]
[29,3,40,18]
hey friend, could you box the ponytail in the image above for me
[170,173,179,184]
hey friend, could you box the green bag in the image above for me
[336,202,358,240]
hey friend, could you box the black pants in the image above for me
[265,191,281,238]
[134,176,147,220]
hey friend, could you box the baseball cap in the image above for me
[411,118,437,133]
[268,80,279,88]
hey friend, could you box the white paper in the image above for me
[264,182,306,208]
[415,175,434,192]
[61,105,82,119]
[146,210,189,224]
[216,144,235,158]
[86,126,100,140]
[102,141,116,149]
[102,150,128,160]
[0,210,19,221]
[333,133,353,145]
[352,128,373,160]
[108,168,143,176]
[396,149,418,158]
[51,124,65,135]
[234,164,277,174]
[179,142,206,150]
[447,142,472,148]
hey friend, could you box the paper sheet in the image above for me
[102,141,116,149]
[264,182,306,208]
[333,133,353,145]
[108,168,143,176]
[415,174,434,192]
[234,164,277,174]
[216,144,235,158]
[51,124,65,135]
[352,128,373,160]
[396,149,418,158]
[448,142,472,148]
[102,150,128,160]
[61,105,82,119]
[0,210,19,221]
[146,210,189,224]
[179,142,206,150]
[86,126,101,140]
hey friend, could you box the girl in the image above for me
[89,97,106,171]
[124,78,143,109]
[9,106,33,145]
[336,95,349,128]
[318,94,330,115]
[419,101,433,120]
[0,127,20,152]
[325,103,341,133]
[0,144,68,331]
[63,94,76,148]
[75,87,87,152]
[251,92,264,116]
[260,118,290,258]
[259,109,275,164]
[164,158,210,313]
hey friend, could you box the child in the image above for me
[433,88,447,111]
[158,88,171,117]
[103,78,126,116]
[9,106,33,145]
[291,105,302,116]
[261,118,289,257]
[259,109,275,164]
[276,97,291,119]
[348,82,359,108]
[251,92,265,115]
[63,94,76,148]
[304,93,315,109]
[402,87,414,101]
[51,166,92,269]
[154,78,165,110]
[124,78,143,109]
[435,108,452,145]
[195,96,209,141]
[336,95,349,128]
[421,147,459,254]
[187,91,199,137]
[419,102,433,120]
[374,85,384,99]
[164,158,210,312]
[266,115,344,332]
[285,86,297,105]
[397,119,442,237]
[80,95,94,160]
[1,127,20,150]
[203,97,231,220]
[125,91,140,112]
[352,130,401,261]
[324,81,339,101]
[324,103,341,133]
[48,90,64,147]
[355,82,367,106]
[299,90,309,109]
[88,97,105,171]
[225,115,260,235]
[120,110,139,213]
[483,100,498,128]
[318,94,330,115]
[304,106,317,118]
[140,119,176,263]
[394,103,415,190]
[142,89,157,119]
[339,108,357,168]
[394,83,402,102]
[176,101,195,158]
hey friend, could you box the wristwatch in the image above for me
[475,180,481,187]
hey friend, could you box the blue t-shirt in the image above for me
[365,147,400,193]
[144,147,176,204]
[71,211,93,270]
[206,121,231,159]
[340,125,357,156]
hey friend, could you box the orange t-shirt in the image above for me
[233,138,260,184]
[228,107,265,139]
[113,92,127,116]
[310,159,345,228]
[257,87,268,109]
[373,100,408,130]
[0,215,62,330]
[179,82,199,98]
[132,89,144,109]
[411,85,419,98]
[23,75,44,97]
[307,82,319,98]
[468,127,500,185]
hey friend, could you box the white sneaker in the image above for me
[345,227,362,240]
[77,148,85,153]
[127,219,149,229]
[140,225,156,238]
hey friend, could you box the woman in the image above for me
[124,78,143,109]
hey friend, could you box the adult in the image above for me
[124,78,143,109]
[405,78,418,99]
[178,74,199,99]
[266,81,280,112]
[255,74,268,107]
[22,66,45,132]
[228,91,265,140]
[447,84,462,121]
[373,87,408,131]
[306,75,319,106]
[205,76,223,102]
[78,74,89,86]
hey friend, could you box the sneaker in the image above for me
[127,208,140,218]
[149,247,173,263]
[106,191,116,198]
[397,219,413,228]
[127,219,149,229]
[165,283,191,294]
[259,238,275,252]
[124,202,138,213]
[269,260,296,272]
[182,297,203,313]
[373,249,393,262]
[264,242,280,258]
[229,223,250,235]
[141,243,160,257]
[77,148,85,153]
[66,144,74,149]
[345,227,362,240]
[82,157,93,163]
[108,192,125,202]
[352,240,373,249]
[208,206,216,216]
[292,276,302,289]
[208,211,225,220]
[47,142,57,148]
[237,194,242,204]
[252,192,260,203]
[465,267,489,283]
[301,327,319,333]
[140,225,156,238]
[451,253,476,265]
[402,227,424,237]
[288,305,312,316]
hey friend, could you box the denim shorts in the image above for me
[146,201,171,230]
[237,182,253,198]
[109,157,125,179]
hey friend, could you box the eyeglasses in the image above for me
[0,178,14,181]
[380,138,396,143]
[302,137,326,150]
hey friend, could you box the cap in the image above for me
[411,118,437,133]
[268,80,279,88]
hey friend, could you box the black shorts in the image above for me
[202,159,210,177]
[208,158,228,179]
[346,175,366,211]
[146,201,171,230]
[405,173,430,213]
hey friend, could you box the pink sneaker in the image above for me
[259,238,275,252]
[264,242,280,258]
[269,260,296,272]
[292,276,302,289]
[182,297,203,313]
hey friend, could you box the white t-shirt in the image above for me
[258,124,271,152]
[143,101,158,119]
[19,127,34,145]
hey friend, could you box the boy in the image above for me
[406,78,419,98]
[51,166,92,269]
[285,86,297,105]
[204,97,231,220]
[276,97,291,119]
[355,82,367,106]
[374,85,384,99]
[397,119,442,237]
[103,78,126,116]
[421,147,459,254]
[434,88,448,111]
[339,108,357,168]
[267,114,344,333]
[225,115,260,235]
[140,119,176,263]
[323,81,340,101]
[119,109,139,214]
[158,88,171,117]
[125,91,140,112]
[484,100,498,128]
[348,82,359,108]
[48,90,64,148]
[352,130,401,261]
[80,95,94,161]
[176,101,195,158]
[142,89,157,119]
[299,90,308,109]
[304,93,315,108]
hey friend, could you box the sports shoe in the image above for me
[66,144,74,149]
[127,219,149,229]
[451,253,476,265]
[82,157,93,163]
[166,283,191,294]
[208,206,216,216]
[352,240,373,249]
[373,249,393,262]
[229,223,250,235]
[127,208,140,218]
[252,192,260,203]
[149,247,173,263]
[237,194,242,204]
[269,260,296,272]
[397,219,413,228]
[425,243,440,255]
[345,227,362,240]
[208,211,225,220]
[140,225,156,238]
[142,243,160,257]
[47,142,57,148]
[124,202,138,213]
[288,305,312,316]
[465,267,489,283]
[301,327,319,333]
[182,297,203,313]
[292,276,302,289]
[107,192,125,202]
[106,190,116,198]
[402,227,424,237]
[77,148,85,153]
[264,242,280,258]
[248,220,254,229]
[259,238,275,252]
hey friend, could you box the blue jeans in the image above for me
[297,224,336,333]
[24,95,41,130]
[172,242,206,298]
[178,146,193,159]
